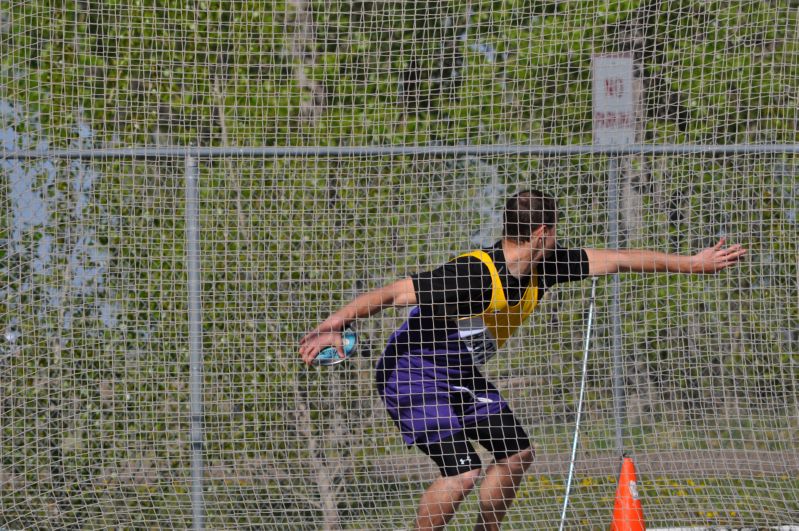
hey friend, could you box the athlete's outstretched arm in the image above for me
[299,278,416,365]
[584,237,746,277]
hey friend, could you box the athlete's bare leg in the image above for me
[414,468,482,531]
[474,447,535,531]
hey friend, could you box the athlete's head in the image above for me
[503,190,557,242]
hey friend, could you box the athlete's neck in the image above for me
[501,238,545,278]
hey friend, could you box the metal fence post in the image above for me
[607,156,625,457]
[185,153,205,531]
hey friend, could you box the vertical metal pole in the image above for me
[559,277,599,531]
[608,156,625,456]
[186,154,205,531]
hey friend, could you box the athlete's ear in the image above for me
[531,225,548,238]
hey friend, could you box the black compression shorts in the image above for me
[416,409,532,477]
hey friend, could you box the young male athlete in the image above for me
[299,190,746,531]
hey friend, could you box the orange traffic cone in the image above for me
[610,456,646,531]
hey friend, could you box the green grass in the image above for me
[340,474,799,530]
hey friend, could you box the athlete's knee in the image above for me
[498,445,534,472]
[417,468,482,528]
[513,446,535,469]
[451,467,482,495]
[425,467,482,501]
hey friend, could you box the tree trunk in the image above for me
[287,0,326,126]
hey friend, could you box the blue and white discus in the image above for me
[312,328,357,367]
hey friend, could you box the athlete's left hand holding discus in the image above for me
[298,279,417,366]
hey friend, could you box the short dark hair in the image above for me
[503,190,557,242]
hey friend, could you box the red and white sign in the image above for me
[592,55,635,145]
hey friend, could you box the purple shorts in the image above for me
[375,313,509,446]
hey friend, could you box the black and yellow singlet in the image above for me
[453,249,539,364]
[410,242,589,365]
